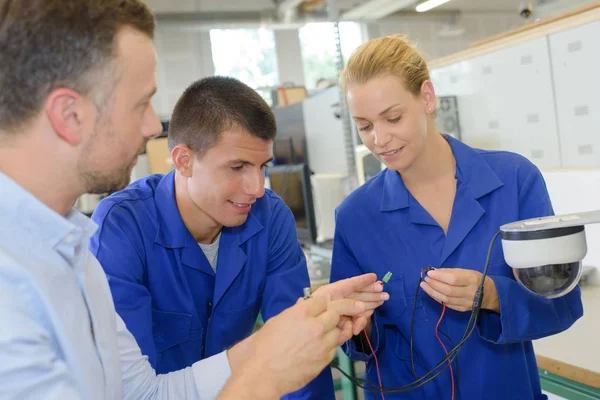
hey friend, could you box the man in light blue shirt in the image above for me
[0,0,385,398]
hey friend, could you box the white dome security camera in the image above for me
[500,211,600,298]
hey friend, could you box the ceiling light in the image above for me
[342,0,415,20]
[416,0,453,13]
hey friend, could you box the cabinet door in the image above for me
[549,20,600,168]
[430,38,561,169]
[499,37,561,169]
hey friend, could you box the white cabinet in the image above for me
[499,37,561,169]
[549,19,600,168]
[431,37,562,168]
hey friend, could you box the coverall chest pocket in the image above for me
[378,274,428,325]
[378,276,408,320]
[221,299,261,337]
[152,309,204,373]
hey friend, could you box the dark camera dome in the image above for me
[513,261,583,299]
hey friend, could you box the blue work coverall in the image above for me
[330,136,583,399]
[90,171,334,399]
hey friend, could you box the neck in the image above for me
[400,130,456,189]
[174,172,222,244]
[0,131,81,217]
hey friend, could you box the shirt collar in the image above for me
[154,170,189,248]
[0,172,98,252]
[380,135,504,212]
[153,170,264,248]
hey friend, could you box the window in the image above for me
[210,28,279,105]
[298,22,364,90]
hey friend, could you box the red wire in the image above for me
[435,304,455,400]
[363,328,385,400]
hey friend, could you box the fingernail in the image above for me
[374,283,383,291]
[381,293,390,300]
[424,277,430,283]
[420,282,426,289]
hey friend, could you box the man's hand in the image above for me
[419,268,500,313]
[220,296,366,399]
[314,273,389,337]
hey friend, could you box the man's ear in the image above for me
[172,145,195,177]
[45,88,89,146]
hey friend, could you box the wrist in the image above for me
[223,366,282,400]
[225,338,283,399]
[226,335,253,372]
[482,276,500,313]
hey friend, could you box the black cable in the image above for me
[409,279,420,379]
[437,328,462,399]
[332,343,463,394]
[332,301,475,394]
[331,230,502,394]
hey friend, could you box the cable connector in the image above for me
[421,266,436,280]
[472,286,484,311]
[382,271,393,284]
[303,287,312,299]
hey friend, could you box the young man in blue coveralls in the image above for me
[90,76,340,399]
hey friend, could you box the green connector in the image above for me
[382,271,393,284]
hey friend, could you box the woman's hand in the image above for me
[419,268,500,313]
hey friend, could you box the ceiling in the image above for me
[146,0,570,26]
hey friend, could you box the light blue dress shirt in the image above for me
[0,172,231,400]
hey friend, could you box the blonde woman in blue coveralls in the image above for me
[329,35,583,400]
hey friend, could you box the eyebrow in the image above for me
[139,86,157,103]
[229,157,274,166]
[378,104,403,116]
[353,104,403,121]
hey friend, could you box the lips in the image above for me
[379,147,403,156]
[229,201,255,213]
[231,201,252,208]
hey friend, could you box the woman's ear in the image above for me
[421,80,437,113]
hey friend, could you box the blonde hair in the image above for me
[340,34,430,97]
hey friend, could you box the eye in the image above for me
[358,124,373,132]
[231,165,245,171]
[388,116,401,123]
[262,161,274,169]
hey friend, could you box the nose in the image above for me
[372,125,392,148]
[143,105,163,140]
[244,169,265,198]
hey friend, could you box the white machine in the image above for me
[355,144,385,186]
[500,210,600,299]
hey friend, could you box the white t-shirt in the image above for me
[198,232,221,273]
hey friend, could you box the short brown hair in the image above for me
[0,0,155,132]
[168,76,277,153]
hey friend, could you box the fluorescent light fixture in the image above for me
[279,0,305,14]
[416,0,452,12]
[342,0,415,20]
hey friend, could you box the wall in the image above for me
[373,13,523,61]
[274,29,306,86]
[542,170,600,271]
[152,23,215,119]
[535,0,598,19]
